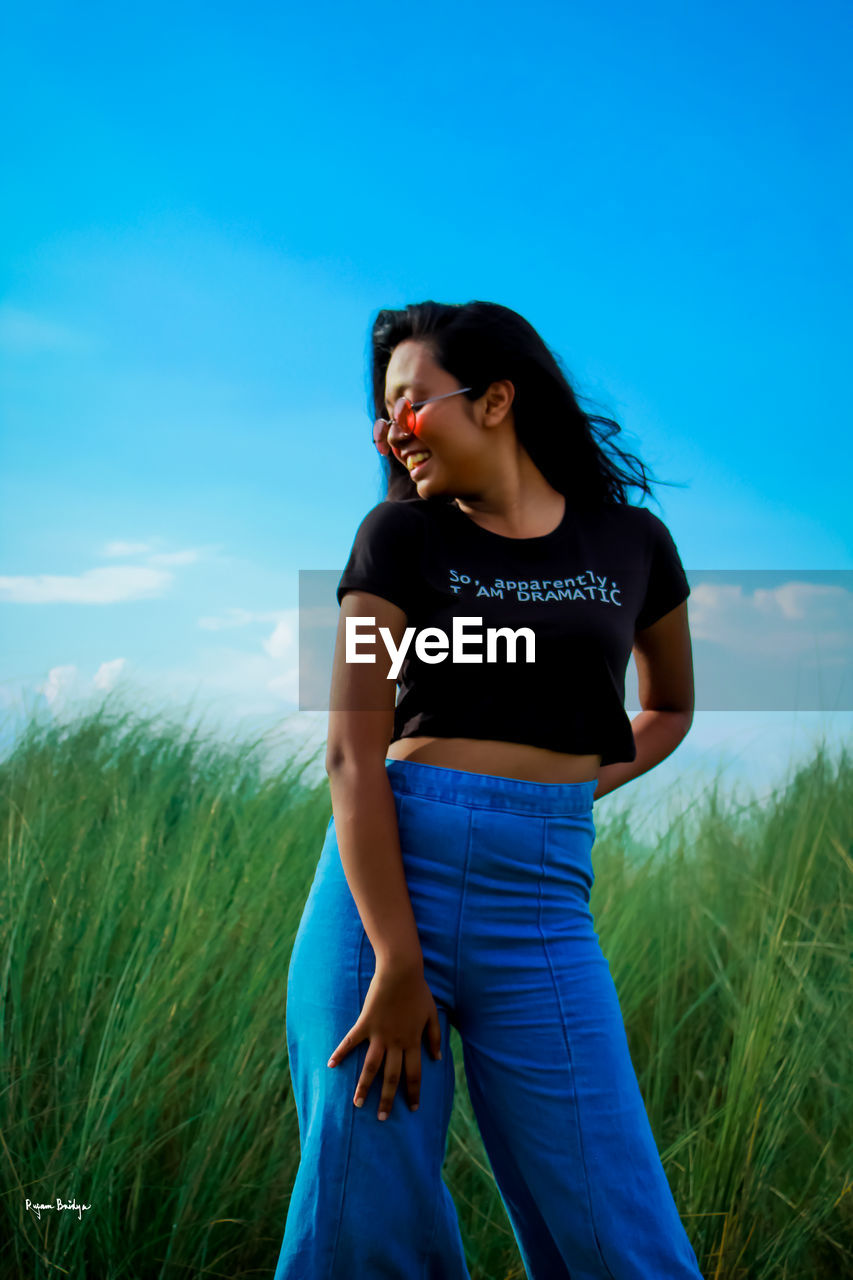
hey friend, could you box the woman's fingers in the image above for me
[353,1041,386,1111]
[404,1048,422,1112]
[327,1022,363,1068]
[376,1045,403,1121]
[328,979,443,1119]
[352,1042,408,1120]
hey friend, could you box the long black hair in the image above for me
[370,300,681,509]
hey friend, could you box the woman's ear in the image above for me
[482,379,515,427]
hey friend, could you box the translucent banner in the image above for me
[298,570,853,713]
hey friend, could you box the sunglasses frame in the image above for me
[373,387,474,457]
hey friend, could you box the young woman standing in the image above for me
[274,301,704,1279]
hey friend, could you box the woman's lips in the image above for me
[404,450,431,476]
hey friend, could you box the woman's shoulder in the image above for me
[351,497,442,538]
[582,500,672,535]
[573,499,655,529]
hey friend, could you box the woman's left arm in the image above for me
[593,600,695,802]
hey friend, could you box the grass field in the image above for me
[1,703,850,1278]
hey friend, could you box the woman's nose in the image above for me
[387,416,414,449]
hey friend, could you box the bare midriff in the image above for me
[385,736,601,784]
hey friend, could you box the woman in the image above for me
[274,301,704,1279]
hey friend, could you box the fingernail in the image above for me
[327,1059,336,1068]
[354,1098,363,1108]
[410,1103,419,1112]
[378,1110,388,1121]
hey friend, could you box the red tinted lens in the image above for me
[393,397,418,435]
[373,418,390,455]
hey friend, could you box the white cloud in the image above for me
[198,607,255,630]
[262,612,298,660]
[146,549,204,566]
[755,581,843,622]
[102,541,209,566]
[37,660,127,711]
[38,665,81,710]
[2,541,212,605]
[102,541,154,557]
[268,668,300,702]
[139,642,300,710]
[124,609,302,721]
[299,603,339,629]
[0,566,173,603]
[93,658,127,690]
[689,580,852,658]
[0,305,93,353]
[198,606,294,631]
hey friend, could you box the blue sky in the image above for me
[1,0,850,828]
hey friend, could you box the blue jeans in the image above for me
[274,760,704,1279]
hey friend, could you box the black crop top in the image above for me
[336,496,691,766]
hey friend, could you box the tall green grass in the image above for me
[1,702,850,1278]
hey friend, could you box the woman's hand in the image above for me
[327,959,443,1121]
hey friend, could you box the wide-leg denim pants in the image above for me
[274,759,704,1279]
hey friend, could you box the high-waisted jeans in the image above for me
[273,759,704,1279]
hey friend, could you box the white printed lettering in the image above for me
[378,625,417,680]
[345,618,536,675]
[486,627,536,663]
[415,627,449,663]
[345,617,377,663]
[453,616,483,662]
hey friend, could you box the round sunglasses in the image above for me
[373,387,473,457]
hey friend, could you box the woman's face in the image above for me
[382,339,486,497]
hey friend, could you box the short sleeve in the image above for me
[635,511,690,631]
[336,500,423,617]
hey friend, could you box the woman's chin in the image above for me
[409,462,456,498]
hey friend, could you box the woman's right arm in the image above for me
[326,589,423,968]
[324,589,442,1119]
